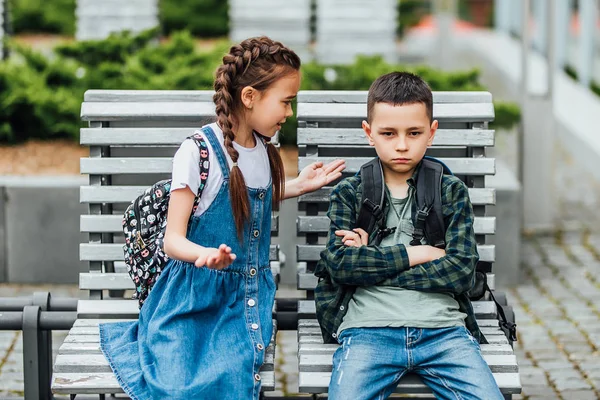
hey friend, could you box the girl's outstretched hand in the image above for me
[294,159,346,195]
[195,244,236,270]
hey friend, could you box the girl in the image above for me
[99,36,345,399]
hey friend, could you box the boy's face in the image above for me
[363,102,438,178]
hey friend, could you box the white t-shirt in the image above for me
[171,123,271,216]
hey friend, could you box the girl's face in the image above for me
[247,71,301,138]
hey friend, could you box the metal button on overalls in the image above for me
[253,229,260,238]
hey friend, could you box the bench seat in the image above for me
[52,320,276,394]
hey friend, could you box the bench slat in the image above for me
[298,372,520,394]
[80,128,198,145]
[52,370,275,394]
[80,127,494,147]
[296,244,495,263]
[80,102,216,122]
[297,91,493,104]
[84,90,216,102]
[81,186,495,206]
[80,243,279,262]
[81,215,279,234]
[298,128,494,146]
[298,187,495,206]
[296,215,495,235]
[79,263,280,290]
[297,103,494,123]
[298,157,495,175]
[81,157,494,175]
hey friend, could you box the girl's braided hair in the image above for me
[213,36,301,238]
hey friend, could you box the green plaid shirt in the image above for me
[314,168,486,344]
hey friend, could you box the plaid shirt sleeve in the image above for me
[315,177,411,287]
[379,176,479,294]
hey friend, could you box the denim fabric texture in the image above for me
[99,126,276,400]
[328,326,504,400]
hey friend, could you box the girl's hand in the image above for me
[195,244,237,270]
[297,159,346,193]
[335,228,368,247]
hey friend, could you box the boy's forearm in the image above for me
[319,242,412,286]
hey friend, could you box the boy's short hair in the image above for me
[366,71,433,123]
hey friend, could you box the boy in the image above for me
[314,72,503,399]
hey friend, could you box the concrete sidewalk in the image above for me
[2,231,600,399]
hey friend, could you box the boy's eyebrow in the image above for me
[376,126,397,131]
[285,94,297,100]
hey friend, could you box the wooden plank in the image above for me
[298,187,496,206]
[55,351,274,373]
[80,186,147,203]
[297,128,494,147]
[296,216,495,235]
[298,372,521,394]
[80,102,216,122]
[77,300,139,319]
[80,243,279,262]
[80,215,279,233]
[52,370,275,393]
[81,156,494,176]
[297,91,493,104]
[83,90,215,102]
[298,157,495,176]
[297,103,495,123]
[296,244,495,263]
[79,263,281,290]
[298,353,517,373]
[80,128,196,145]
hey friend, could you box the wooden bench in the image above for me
[50,90,282,397]
[294,91,522,398]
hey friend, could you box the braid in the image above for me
[213,36,300,239]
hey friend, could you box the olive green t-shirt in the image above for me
[337,188,466,335]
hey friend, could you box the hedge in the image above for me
[0,29,520,145]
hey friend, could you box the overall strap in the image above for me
[201,125,230,180]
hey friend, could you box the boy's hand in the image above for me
[195,244,237,269]
[335,228,369,247]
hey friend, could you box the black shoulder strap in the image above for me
[411,158,446,248]
[357,158,392,245]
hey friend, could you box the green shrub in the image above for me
[9,0,76,35]
[160,0,229,37]
[0,30,520,145]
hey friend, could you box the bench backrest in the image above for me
[295,91,497,293]
[79,90,280,300]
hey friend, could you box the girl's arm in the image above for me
[163,187,235,269]
[284,159,346,200]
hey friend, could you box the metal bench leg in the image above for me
[503,395,512,400]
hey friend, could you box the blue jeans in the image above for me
[329,326,504,400]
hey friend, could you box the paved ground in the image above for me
[2,231,600,399]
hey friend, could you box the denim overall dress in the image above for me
[99,126,276,400]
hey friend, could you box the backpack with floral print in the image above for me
[122,132,210,308]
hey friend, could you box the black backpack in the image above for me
[356,156,517,343]
[122,131,211,308]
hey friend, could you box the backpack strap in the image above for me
[200,125,230,180]
[410,158,446,248]
[186,133,211,212]
[484,279,518,342]
[357,158,395,246]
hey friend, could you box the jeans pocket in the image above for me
[461,326,481,349]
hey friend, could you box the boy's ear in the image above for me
[427,119,439,146]
[240,86,257,109]
[362,120,375,146]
